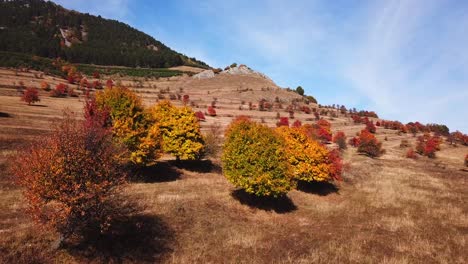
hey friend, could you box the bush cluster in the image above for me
[223,118,343,197]
[333,131,347,150]
[415,134,441,158]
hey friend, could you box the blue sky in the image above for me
[55,0,468,132]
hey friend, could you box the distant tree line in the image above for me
[0,0,209,69]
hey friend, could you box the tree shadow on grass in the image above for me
[231,189,297,214]
[0,112,11,118]
[169,159,222,174]
[30,104,47,107]
[133,161,183,183]
[65,196,174,263]
[296,181,339,196]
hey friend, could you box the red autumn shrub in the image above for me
[333,131,347,150]
[328,149,343,181]
[315,119,332,143]
[67,75,75,84]
[93,71,100,79]
[182,94,190,105]
[276,117,289,127]
[92,80,102,89]
[292,120,302,128]
[207,106,217,116]
[352,115,363,124]
[314,112,320,120]
[301,106,311,114]
[376,121,381,126]
[406,148,417,159]
[195,111,206,121]
[51,83,68,97]
[106,79,114,88]
[357,129,384,157]
[21,87,40,105]
[9,113,127,240]
[365,121,376,133]
[348,137,360,147]
[415,134,441,158]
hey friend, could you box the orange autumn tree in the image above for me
[222,117,294,197]
[276,126,342,182]
[357,129,384,157]
[96,86,162,165]
[9,112,127,240]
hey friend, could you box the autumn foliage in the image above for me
[276,126,342,182]
[333,131,347,150]
[415,134,441,158]
[9,113,127,239]
[150,101,205,160]
[357,129,384,157]
[222,117,293,197]
[207,106,217,116]
[276,117,289,127]
[96,86,162,165]
[21,87,40,105]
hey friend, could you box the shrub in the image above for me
[276,126,342,182]
[21,87,40,105]
[292,120,302,128]
[96,86,162,165]
[357,129,384,157]
[222,117,293,197]
[415,134,441,158]
[40,81,50,91]
[276,117,289,127]
[151,101,205,160]
[9,113,127,240]
[333,131,347,150]
[51,83,68,97]
[106,79,114,88]
[365,121,376,133]
[349,137,360,147]
[406,148,417,159]
[465,154,468,167]
[195,111,206,121]
[207,106,217,116]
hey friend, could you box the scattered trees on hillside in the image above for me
[21,87,40,105]
[10,112,127,241]
[222,117,294,197]
[150,101,205,160]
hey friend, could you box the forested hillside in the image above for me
[0,0,209,68]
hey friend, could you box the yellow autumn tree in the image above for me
[95,86,162,165]
[150,100,204,160]
[222,117,294,197]
[276,126,338,182]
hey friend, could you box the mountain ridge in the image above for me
[0,0,209,69]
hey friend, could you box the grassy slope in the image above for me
[0,69,467,263]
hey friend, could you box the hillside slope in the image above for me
[0,0,209,69]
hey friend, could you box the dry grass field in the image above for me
[0,68,467,263]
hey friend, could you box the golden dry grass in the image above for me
[0,68,467,263]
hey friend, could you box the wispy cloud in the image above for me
[53,0,468,131]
